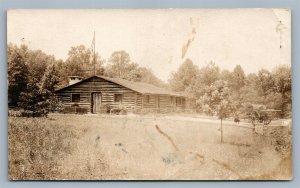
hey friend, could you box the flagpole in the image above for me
[93,30,96,76]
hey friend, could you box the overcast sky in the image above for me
[7,9,291,81]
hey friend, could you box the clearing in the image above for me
[8,114,292,180]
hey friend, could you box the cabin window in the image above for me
[114,94,123,103]
[71,94,80,103]
[145,95,150,104]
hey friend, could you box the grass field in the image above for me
[8,114,292,180]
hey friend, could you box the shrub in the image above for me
[120,109,127,115]
[110,108,121,115]
[100,104,111,114]
[17,83,61,117]
[110,107,127,115]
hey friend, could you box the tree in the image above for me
[169,58,199,92]
[8,43,65,115]
[226,65,246,112]
[256,69,275,99]
[198,61,220,86]
[188,61,220,96]
[65,45,104,77]
[41,65,60,92]
[18,82,50,117]
[105,51,132,78]
[8,49,29,107]
[240,73,264,104]
[8,43,59,85]
[126,67,166,87]
[26,50,56,83]
[53,59,69,88]
[105,52,166,87]
[220,69,233,83]
[197,80,234,143]
[41,65,65,112]
[185,61,220,110]
[18,65,61,117]
[272,65,292,117]
[231,65,245,91]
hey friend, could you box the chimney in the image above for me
[68,76,83,85]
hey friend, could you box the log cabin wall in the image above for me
[139,95,185,113]
[141,95,157,109]
[56,76,139,112]
[55,76,186,113]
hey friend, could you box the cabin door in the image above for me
[92,92,102,113]
[156,96,160,108]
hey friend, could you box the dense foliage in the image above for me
[169,59,291,118]
[7,43,291,118]
[105,50,165,87]
[8,47,29,107]
[7,44,165,116]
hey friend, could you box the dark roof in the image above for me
[55,75,185,97]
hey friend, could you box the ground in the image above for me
[8,113,292,180]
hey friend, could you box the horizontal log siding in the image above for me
[139,95,185,112]
[57,92,91,112]
[142,95,157,108]
[159,96,173,108]
[101,93,137,111]
[136,94,143,106]
[56,77,185,113]
[56,77,141,112]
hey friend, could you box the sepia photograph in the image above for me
[7,9,292,180]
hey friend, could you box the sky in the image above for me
[7,9,291,81]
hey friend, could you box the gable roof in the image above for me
[55,75,185,97]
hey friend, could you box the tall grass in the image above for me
[8,114,292,180]
[8,117,83,179]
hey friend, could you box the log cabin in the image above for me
[54,75,186,114]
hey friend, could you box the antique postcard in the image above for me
[7,9,292,180]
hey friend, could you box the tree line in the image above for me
[7,43,165,116]
[8,43,291,118]
[169,59,291,118]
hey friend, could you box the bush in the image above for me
[110,108,121,115]
[17,83,60,117]
[100,104,111,114]
[110,107,127,115]
[120,109,127,115]
[19,107,49,118]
